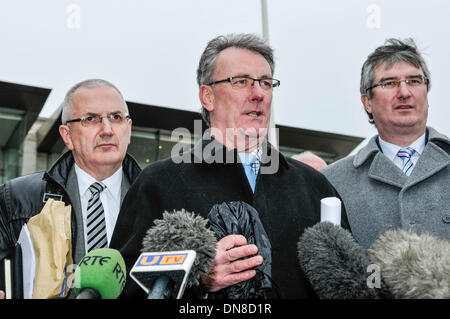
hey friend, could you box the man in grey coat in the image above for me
[322,38,450,248]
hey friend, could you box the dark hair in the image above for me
[360,38,431,124]
[196,33,274,126]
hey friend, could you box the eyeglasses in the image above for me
[66,112,131,127]
[365,76,429,94]
[208,76,280,91]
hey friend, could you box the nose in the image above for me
[396,81,412,99]
[249,80,265,101]
[99,117,114,135]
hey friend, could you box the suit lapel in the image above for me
[404,142,450,189]
[355,135,407,188]
[364,133,450,189]
[66,166,85,263]
[368,152,407,188]
[120,171,130,204]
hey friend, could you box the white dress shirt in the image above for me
[378,132,426,173]
[74,164,122,254]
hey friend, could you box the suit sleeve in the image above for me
[110,168,163,299]
[0,183,16,261]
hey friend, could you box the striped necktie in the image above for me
[396,147,415,176]
[86,182,108,252]
[250,147,263,175]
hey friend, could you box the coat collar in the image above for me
[45,151,141,187]
[192,135,289,170]
[353,126,450,187]
[353,126,450,168]
[353,135,380,168]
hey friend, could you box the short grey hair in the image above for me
[291,151,314,160]
[60,79,128,124]
[196,33,275,126]
[360,38,431,124]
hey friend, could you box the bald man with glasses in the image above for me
[0,79,141,298]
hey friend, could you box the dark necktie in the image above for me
[86,182,108,252]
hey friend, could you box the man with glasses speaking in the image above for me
[111,33,349,299]
[322,39,450,248]
[0,79,141,298]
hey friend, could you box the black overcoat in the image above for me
[111,138,350,299]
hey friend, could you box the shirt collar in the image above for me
[378,132,426,161]
[74,163,123,200]
[238,146,262,165]
[193,135,289,169]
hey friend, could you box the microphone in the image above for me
[368,229,450,299]
[130,209,217,299]
[73,248,126,299]
[297,222,392,299]
[207,201,273,298]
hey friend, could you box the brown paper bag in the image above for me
[27,199,73,299]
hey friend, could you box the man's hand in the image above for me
[0,290,5,299]
[201,234,263,292]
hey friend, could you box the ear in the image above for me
[59,125,75,151]
[126,119,132,145]
[199,85,215,112]
[361,94,372,115]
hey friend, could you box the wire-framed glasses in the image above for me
[365,76,429,94]
[208,76,280,91]
[66,112,131,127]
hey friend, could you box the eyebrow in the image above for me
[233,74,273,79]
[83,110,123,116]
[378,74,424,82]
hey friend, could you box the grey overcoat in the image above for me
[322,127,450,248]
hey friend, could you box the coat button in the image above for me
[443,215,450,224]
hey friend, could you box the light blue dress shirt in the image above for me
[378,132,426,175]
[238,148,261,192]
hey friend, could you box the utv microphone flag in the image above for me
[133,210,217,298]
[135,252,190,267]
[130,250,196,299]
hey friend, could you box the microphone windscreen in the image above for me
[141,209,217,287]
[297,222,390,299]
[73,248,126,299]
[207,201,272,299]
[368,229,450,299]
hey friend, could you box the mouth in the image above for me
[246,110,264,117]
[395,105,414,110]
[96,143,117,148]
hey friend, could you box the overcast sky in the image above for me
[1,0,449,139]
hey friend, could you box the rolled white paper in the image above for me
[320,197,341,226]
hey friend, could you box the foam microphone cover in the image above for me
[297,222,391,299]
[368,229,450,299]
[73,248,126,299]
[141,209,217,287]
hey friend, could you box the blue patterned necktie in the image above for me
[86,182,108,252]
[397,147,415,176]
[250,147,263,175]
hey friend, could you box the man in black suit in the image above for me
[0,79,141,298]
[111,34,349,298]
